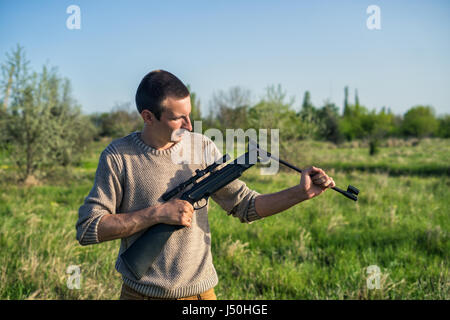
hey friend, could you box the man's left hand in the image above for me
[298,166,335,201]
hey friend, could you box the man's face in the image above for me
[155,95,193,143]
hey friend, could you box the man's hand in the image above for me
[155,199,194,228]
[298,166,335,200]
[96,199,194,243]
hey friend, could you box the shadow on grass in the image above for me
[330,164,450,177]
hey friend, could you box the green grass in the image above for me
[279,138,450,176]
[211,170,449,299]
[0,138,448,299]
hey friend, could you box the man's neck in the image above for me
[140,126,176,151]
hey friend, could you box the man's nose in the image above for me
[182,116,193,131]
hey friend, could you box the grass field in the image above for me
[0,137,449,299]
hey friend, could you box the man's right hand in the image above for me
[97,199,194,243]
[155,199,194,228]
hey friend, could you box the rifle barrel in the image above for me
[252,141,358,201]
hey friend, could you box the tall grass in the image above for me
[0,138,448,299]
[211,170,449,299]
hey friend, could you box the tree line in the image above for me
[205,85,448,140]
[198,84,449,156]
[1,45,449,181]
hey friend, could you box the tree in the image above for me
[316,101,342,143]
[1,45,96,180]
[90,102,142,138]
[1,44,29,114]
[338,104,366,142]
[343,86,349,116]
[44,76,97,166]
[437,115,450,138]
[401,105,438,138]
[1,46,42,179]
[210,86,252,131]
[297,90,320,139]
[248,84,298,141]
[186,84,202,122]
[355,89,360,108]
[362,108,396,155]
[301,90,314,113]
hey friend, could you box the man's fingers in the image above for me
[180,207,194,227]
[182,215,192,227]
[312,175,327,184]
[323,179,332,188]
[312,173,331,184]
[324,178,336,188]
[312,175,335,189]
[185,203,194,214]
[171,199,194,227]
[309,166,325,177]
[177,200,194,213]
[330,178,336,188]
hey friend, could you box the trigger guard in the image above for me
[193,198,209,210]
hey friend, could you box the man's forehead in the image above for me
[161,96,191,115]
[165,109,184,116]
[163,106,188,116]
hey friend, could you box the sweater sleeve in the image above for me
[76,146,123,245]
[211,179,262,223]
[204,138,262,223]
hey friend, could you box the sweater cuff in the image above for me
[79,214,105,245]
[246,196,262,223]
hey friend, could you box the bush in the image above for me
[90,103,143,139]
[401,105,438,138]
[437,115,450,138]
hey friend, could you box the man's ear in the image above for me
[141,110,155,124]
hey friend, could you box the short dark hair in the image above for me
[135,70,189,120]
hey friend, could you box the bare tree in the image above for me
[209,86,252,130]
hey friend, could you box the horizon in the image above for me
[1,0,449,117]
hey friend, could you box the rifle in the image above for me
[120,141,359,280]
[251,140,360,201]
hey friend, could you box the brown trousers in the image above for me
[119,283,217,300]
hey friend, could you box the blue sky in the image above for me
[1,0,449,116]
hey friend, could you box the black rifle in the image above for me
[250,140,360,201]
[120,142,359,280]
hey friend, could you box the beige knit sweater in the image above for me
[76,131,261,298]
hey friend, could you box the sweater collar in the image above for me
[132,131,184,156]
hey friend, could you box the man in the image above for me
[76,70,335,300]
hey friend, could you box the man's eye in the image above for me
[171,116,189,121]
